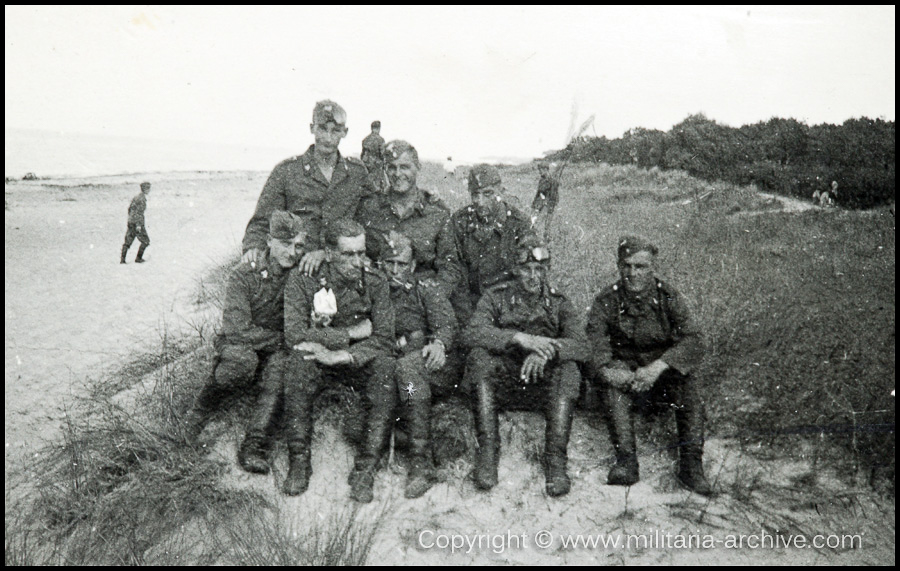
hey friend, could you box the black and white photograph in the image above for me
[5,6,894,565]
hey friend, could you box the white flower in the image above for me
[313,287,338,316]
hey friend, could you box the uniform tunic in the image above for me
[123,192,150,247]
[242,145,371,253]
[284,265,394,367]
[531,173,559,213]
[447,203,536,323]
[355,190,458,286]
[464,281,587,402]
[586,278,703,374]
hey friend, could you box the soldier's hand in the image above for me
[241,248,263,266]
[298,249,327,276]
[307,349,353,366]
[601,367,635,391]
[633,360,669,392]
[346,319,373,341]
[293,341,328,356]
[520,353,548,384]
[512,332,558,361]
[422,341,447,371]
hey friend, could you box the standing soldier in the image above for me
[361,120,387,193]
[184,211,310,475]
[378,231,458,498]
[530,161,559,242]
[120,181,151,264]
[241,100,371,276]
[448,164,536,326]
[283,219,397,502]
[463,239,588,496]
[356,140,459,288]
[586,236,711,495]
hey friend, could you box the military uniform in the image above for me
[241,145,371,253]
[281,264,397,497]
[531,172,559,214]
[448,203,536,325]
[361,132,385,164]
[464,279,588,495]
[121,191,150,262]
[586,277,708,493]
[186,254,292,463]
[356,190,459,287]
[531,172,559,241]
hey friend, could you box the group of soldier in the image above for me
[182,99,713,504]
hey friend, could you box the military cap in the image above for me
[617,235,658,261]
[383,140,419,165]
[468,164,502,192]
[371,120,381,129]
[312,100,347,126]
[516,235,551,265]
[140,181,151,190]
[380,230,413,262]
[269,210,308,240]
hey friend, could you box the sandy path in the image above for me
[5,173,263,465]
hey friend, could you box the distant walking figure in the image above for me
[531,161,559,241]
[120,182,151,263]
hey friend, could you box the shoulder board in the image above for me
[417,277,441,288]
[346,156,366,168]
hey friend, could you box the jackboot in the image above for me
[544,396,575,497]
[472,378,500,491]
[603,385,639,486]
[283,389,314,496]
[120,245,129,264]
[671,373,712,496]
[238,363,281,474]
[405,438,436,499]
[283,446,312,496]
[135,244,147,263]
[348,406,393,503]
[237,431,270,474]
[183,380,224,444]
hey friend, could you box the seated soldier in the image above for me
[378,231,459,499]
[463,239,588,497]
[184,211,309,476]
[283,219,397,502]
[586,236,712,496]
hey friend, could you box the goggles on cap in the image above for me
[517,246,551,265]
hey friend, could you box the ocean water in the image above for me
[5,129,298,179]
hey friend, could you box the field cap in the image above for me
[269,210,308,240]
[140,181,151,189]
[371,120,381,129]
[617,235,658,261]
[312,100,347,126]
[384,140,418,163]
[468,164,502,192]
[381,231,413,263]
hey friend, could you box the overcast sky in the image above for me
[5,5,895,164]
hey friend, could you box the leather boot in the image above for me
[283,387,314,496]
[135,244,147,263]
[282,446,312,496]
[183,380,223,444]
[405,438,436,499]
[671,373,712,496]
[348,405,393,503]
[238,430,270,474]
[604,385,639,486]
[544,396,575,497]
[473,378,500,491]
[238,363,281,474]
[120,245,129,264]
